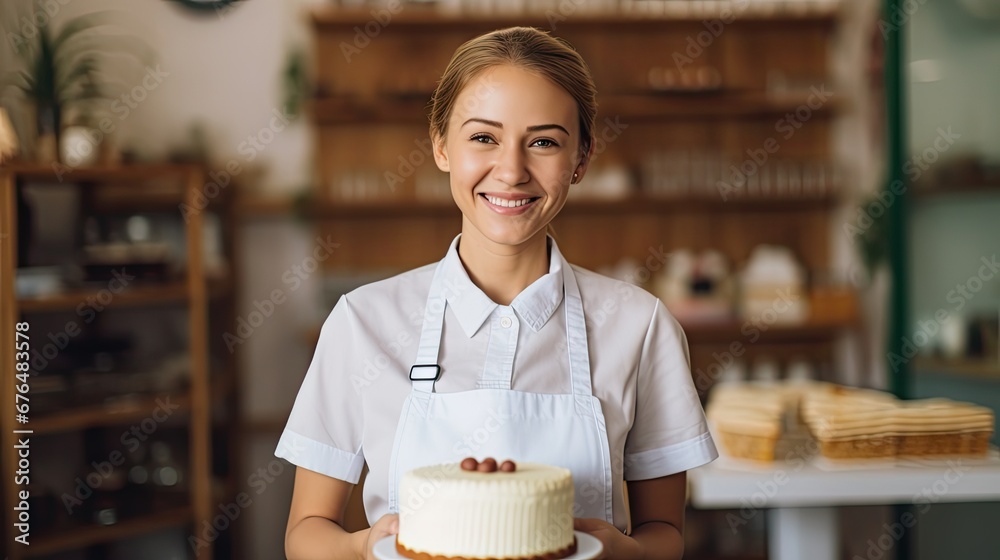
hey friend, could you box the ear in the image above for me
[431,133,449,172]
[571,137,596,184]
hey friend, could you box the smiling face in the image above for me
[432,64,592,250]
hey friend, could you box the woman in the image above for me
[278,26,717,560]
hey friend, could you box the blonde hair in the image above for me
[429,26,598,160]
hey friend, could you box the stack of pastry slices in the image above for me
[707,381,994,462]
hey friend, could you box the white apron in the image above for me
[386,253,614,524]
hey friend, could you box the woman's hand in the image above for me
[365,514,399,560]
[574,518,641,560]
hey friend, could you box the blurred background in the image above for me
[1,0,998,559]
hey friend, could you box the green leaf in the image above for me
[51,11,119,53]
[69,92,112,105]
[29,32,57,103]
[1,70,33,93]
[55,56,98,98]
[60,77,132,105]
[55,34,156,72]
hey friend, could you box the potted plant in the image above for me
[2,8,154,163]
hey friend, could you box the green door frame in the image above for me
[885,0,910,400]
[885,1,914,558]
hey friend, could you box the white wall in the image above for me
[907,0,1000,324]
[908,1,1000,161]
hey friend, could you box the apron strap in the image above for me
[409,236,593,398]
[562,263,594,398]
[411,260,448,393]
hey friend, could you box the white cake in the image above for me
[396,460,576,559]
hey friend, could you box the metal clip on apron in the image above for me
[387,259,615,523]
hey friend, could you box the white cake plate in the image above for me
[374,531,603,560]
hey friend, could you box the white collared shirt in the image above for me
[276,236,717,529]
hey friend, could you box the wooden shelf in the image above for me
[1,163,200,184]
[309,95,432,125]
[566,193,838,212]
[88,187,231,214]
[682,317,855,344]
[236,193,316,218]
[241,416,288,434]
[913,357,1000,380]
[312,6,840,28]
[30,392,191,435]
[913,166,1000,198]
[603,91,840,121]
[17,278,230,313]
[237,195,295,216]
[310,91,840,125]
[25,506,192,557]
[238,193,837,219]
[2,163,232,214]
[912,184,1000,199]
[18,282,189,312]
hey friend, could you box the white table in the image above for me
[688,454,1000,560]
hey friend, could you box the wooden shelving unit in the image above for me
[303,6,845,270]
[0,164,238,560]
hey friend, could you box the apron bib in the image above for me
[386,257,614,523]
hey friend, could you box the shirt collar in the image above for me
[439,234,566,338]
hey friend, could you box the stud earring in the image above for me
[572,172,579,181]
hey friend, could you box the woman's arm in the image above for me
[285,467,397,560]
[574,471,687,560]
[627,472,687,559]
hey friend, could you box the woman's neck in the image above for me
[456,224,550,306]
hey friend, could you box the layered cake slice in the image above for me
[805,402,900,459]
[706,384,785,461]
[708,406,784,462]
[895,399,994,457]
[804,394,994,460]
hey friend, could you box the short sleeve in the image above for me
[274,295,366,483]
[623,299,718,480]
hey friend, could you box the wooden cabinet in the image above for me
[1,164,238,559]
